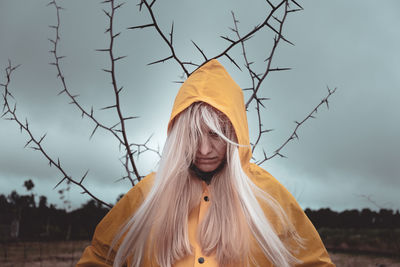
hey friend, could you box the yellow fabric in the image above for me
[77,59,335,266]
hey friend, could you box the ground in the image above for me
[1,241,399,266]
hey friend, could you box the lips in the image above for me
[196,157,218,163]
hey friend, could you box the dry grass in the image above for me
[330,252,400,267]
[0,240,89,267]
[2,241,400,267]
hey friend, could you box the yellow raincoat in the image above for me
[77,59,335,267]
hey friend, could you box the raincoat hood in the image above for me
[168,59,252,169]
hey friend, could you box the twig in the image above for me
[128,0,190,77]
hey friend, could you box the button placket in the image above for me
[195,182,211,266]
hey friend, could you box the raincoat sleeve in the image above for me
[76,173,154,267]
[248,164,335,266]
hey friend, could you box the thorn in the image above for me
[102,9,111,18]
[228,27,237,33]
[287,8,302,13]
[256,97,266,108]
[191,40,207,61]
[277,152,287,158]
[147,55,173,66]
[79,170,89,184]
[266,0,275,9]
[144,133,154,145]
[182,61,200,67]
[127,23,154,30]
[101,104,116,110]
[53,177,67,190]
[266,23,295,46]
[110,121,121,130]
[242,33,254,42]
[269,67,292,72]
[261,129,273,134]
[114,2,125,10]
[224,54,241,71]
[39,133,47,144]
[220,35,235,44]
[170,21,174,44]
[273,16,282,24]
[90,125,99,139]
[24,139,33,148]
[114,55,127,61]
[327,85,331,94]
[124,116,139,121]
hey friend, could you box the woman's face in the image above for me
[194,125,227,172]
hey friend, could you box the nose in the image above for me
[198,136,212,156]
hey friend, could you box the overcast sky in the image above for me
[0,0,399,211]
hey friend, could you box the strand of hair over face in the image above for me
[112,102,302,267]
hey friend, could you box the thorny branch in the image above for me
[47,0,160,187]
[129,0,191,77]
[229,2,337,160]
[1,60,112,208]
[256,87,337,165]
[98,0,140,185]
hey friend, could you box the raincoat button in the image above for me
[198,257,205,263]
[204,196,209,202]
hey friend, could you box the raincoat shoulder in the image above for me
[76,173,155,267]
[247,163,335,266]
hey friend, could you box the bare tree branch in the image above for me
[100,0,141,181]
[128,0,190,77]
[256,87,337,165]
[0,60,112,208]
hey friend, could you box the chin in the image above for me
[197,164,219,172]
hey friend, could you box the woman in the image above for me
[77,59,335,267]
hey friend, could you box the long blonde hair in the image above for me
[112,102,302,267]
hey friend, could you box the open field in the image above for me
[0,240,89,267]
[1,241,400,266]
